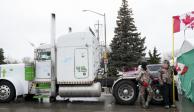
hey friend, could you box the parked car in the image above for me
[147,64,163,104]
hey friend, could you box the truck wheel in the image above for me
[0,81,16,103]
[113,80,138,105]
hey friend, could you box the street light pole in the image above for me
[82,10,106,48]
[103,13,108,75]
[94,20,101,41]
[104,13,107,48]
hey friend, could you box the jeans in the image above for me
[169,83,179,101]
[162,83,173,106]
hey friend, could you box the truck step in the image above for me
[33,95,49,99]
[33,95,50,103]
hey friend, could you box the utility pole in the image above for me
[94,20,102,41]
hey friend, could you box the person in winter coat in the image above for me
[136,62,153,108]
[159,60,176,109]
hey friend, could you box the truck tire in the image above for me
[0,81,16,103]
[113,80,138,105]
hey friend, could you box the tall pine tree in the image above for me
[109,0,146,75]
[0,48,5,64]
[148,47,161,64]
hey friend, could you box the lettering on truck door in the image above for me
[74,48,89,79]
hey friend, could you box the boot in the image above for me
[140,95,145,108]
[145,101,149,108]
[171,104,176,108]
[145,95,152,108]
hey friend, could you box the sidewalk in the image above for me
[176,95,194,112]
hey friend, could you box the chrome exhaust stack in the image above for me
[50,13,57,97]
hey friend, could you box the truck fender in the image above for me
[112,76,138,92]
[0,77,26,96]
[112,76,139,105]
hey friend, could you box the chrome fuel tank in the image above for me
[59,82,101,97]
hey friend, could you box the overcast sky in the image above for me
[1,0,194,61]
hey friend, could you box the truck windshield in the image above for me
[36,50,51,60]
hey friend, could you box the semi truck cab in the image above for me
[0,14,139,105]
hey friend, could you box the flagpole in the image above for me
[172,18,175,105]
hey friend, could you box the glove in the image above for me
[143,81,149,87]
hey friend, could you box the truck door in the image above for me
[74,48,89,79]
[35,50,51,80]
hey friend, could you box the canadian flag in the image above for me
[173,11,194,33]
[175,63,188,75]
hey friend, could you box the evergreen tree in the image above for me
[0,48,5,64]
[148,47,161,64]
[108,0,146,76]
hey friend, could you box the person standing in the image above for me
[136,62,153,108]
[159,60,176,109]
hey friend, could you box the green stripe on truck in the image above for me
[36,83,51,89]
[25,65,35,81]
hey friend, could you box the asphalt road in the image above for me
[0,93,193,112]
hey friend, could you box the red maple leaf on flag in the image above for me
[191,22,194,29]
[176,65,181,72]
[182,14,194,25]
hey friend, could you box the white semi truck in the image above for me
[0,14,139,104]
